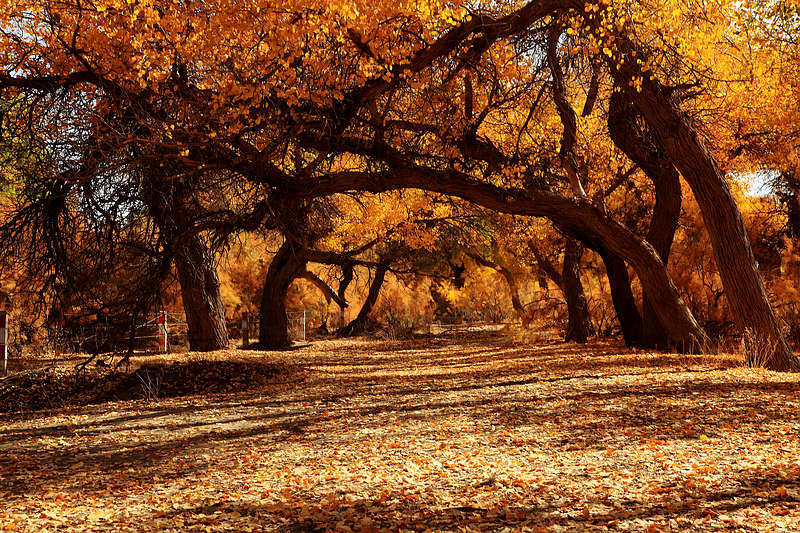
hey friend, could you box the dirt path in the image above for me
[1,332,800,531]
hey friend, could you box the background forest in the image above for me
[0,0,798,369]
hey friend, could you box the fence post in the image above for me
[0,311,7,375]
[241,311,249,347]
[158,310,168,352]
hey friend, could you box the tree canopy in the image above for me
[1,0,800,369]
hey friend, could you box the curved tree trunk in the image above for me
[339,264,388,337]
[566,219,706,351]
[608,92,681,348]
[605,32,799,369]
[561,239,594,343]
[301,166,709,349]
[258,239,307,349]
[598,249,644,347]
[638,86,793,365]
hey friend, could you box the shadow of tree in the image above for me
[2,332,799,530]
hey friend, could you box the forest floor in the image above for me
[1,330,800,532]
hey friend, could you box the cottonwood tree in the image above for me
[0,100,256,351]
[1,0,797,368]
[0,0,709,352]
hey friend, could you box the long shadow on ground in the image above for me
[1,333,799,531]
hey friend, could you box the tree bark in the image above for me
[258,239,307,349]
[608,92,681,348]
[561,239,594,343]
[598,249,644,347]
[605,32,799,369]
[547,25,587,197]
[173,234,230,351]
[302,168,709,350]
[339,264,388,337]
[141,177,229,352]
[529,239,594,343]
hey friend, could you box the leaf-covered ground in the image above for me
[2,332,800,531]
[0,358,299,412]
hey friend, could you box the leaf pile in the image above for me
[102,360,297,402]
[0,366,116,413]
[0,359,298,413]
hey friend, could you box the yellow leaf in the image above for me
[87,509,107,520]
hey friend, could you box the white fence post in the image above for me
[158,310,168,352]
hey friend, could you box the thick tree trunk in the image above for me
[174,234,230,351]
[608,92,681,348]
[641,296,666,348]
[567,221,706,352]
[606,34,799,369]
[142,177,229,352]
[258,239,307,349]
[638,90,793,366]
[598,249,644,346]
[561,239,594,343]
[339,264,388,337]
[529,239,593,343]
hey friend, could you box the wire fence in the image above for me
[287,311,306,343]
[59,309,307,354]
[239,311,307,346]
[56,311,188,354]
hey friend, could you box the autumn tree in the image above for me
[0,0,709,352]
[137,158,230,351]
[2,0,798,369]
